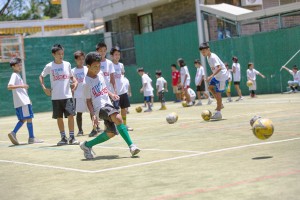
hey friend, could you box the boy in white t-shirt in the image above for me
[281,65,300,93]
[194,59,213,106]
[177,58,192,106]
[79,52,140,159]
[7,58,43,145]
[138,68,154,112]
[247,62,265,98]
[232,56,244,101]
[199,42,228,120]
[110,46,133,131]
[39,44,79,146]
[155,70,168,110]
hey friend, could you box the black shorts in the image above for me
[234,81,240,85]
[196,82,205,92]
[158,91,165,103]
[113,93,130,109]
[98,104,119,135]
[52,98,76,119]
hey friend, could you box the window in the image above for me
[138,14,153,34]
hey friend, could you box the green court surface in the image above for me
[0,93,299,200]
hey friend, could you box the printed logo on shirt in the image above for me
[92,81,108,97]
[51,68,69,81]
[75,71,85,83]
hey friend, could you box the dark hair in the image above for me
[10,57,22,67]
[110,46,121,55]
[177,58,185,67]
[96,42,107,51]
[248,62,253,68]
[194,59,201,64]
[155,70,162,76]
[199,42,209,50]
[51,44,64,54]
[232,56,238,62]
[224,62,229,67]
[85,52,101,66]
[292,65,298,70]
[74,50,85,59]
[171,64,177,68]
[137,67,144,72]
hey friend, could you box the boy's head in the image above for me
[74,50,85,67]
[232,56,238,63]
[155,70,162,77]
[110,46,121,62]
[224,62,229,69]
[85,52,102,76]
[51,44,64,63]
[177,58,185,67]
[292,65,298,72]
[96,42,107,59]
[137,67,144,76]
[10,57,22,72]
[199,42,210,57]
[194,59,202,68]
[248,62,254,69]
[171,64,177,71]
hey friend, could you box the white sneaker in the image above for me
[195,101,202,106]
[187,102,193,107]
[80,141,95,159]
[207,98,213,105]
[8,132,19,145]
[211,112,222,120]
[226,99,232,102]
[28,138,44,144]
[129,144,141,156]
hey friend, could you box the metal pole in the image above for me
[19,35,26,84]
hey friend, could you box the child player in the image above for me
[232,56,244,101]
[39,44,79,145]
[194,59,213,106]
[80,52,140,159]
[110,46,134,131]
[137,68,154,112]
[171,64,181,102]
[199,42,228,120]
[155,70,168,110]
[281,65,299,93]
[177,58,192,106]
[7,57,43,145]
[247,62,265,98]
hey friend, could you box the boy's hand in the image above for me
[91,115,99,127]
[23,84,29,89]
[71,82,78,92]
[111,94,120,101]
[207,75,213,82]
[43,88,51,96]
[165,89,168,92]
[140,88,143,93]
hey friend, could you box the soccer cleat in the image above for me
[159,105,167,110]
[187,102,194,107]
[226,99,232,103]
[28,138,44,144]
[195,101,203,106]
[207,98,213,105]
[126,125,134,131]
[57,137,68,146]
[144,109,152,112]
[80,141,95,159]
[129,144,141,156]
[96,126,102,133]
[77,131,84,136]
[69,137,79,145]
[8,132,19,145]
[89,129,98,137]
[211,112,222,120]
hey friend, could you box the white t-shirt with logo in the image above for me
[113,62,127,95]
[83,74,112,116]
[289,70,300,82]
[142,74,154,96]
[207,53,228,81]
[156,77,167,92]
[72,66,88,98]
[180,66,191,86]
[41,61,73,100]
[195,67,205,85]
[247,69,260,80]
[98,59,115,93]
[232,63,241,82]
[8,72,31,108]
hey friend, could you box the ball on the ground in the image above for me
[166,113,178,124]
[247,80,253,87]
[250,115,261,127]
[252,118,274,140]
[201,110,212,121]
[135,106,142,113]
[170,112,178,122]
[182,101,187,107]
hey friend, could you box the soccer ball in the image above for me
[250,115,262,127]
[201,110,212,121]
[252,118,274,140]
[170,112,178,122]
[166,113,178,124]
[182,101,187,107]
[247,80,253,87]
[135,106,142,113]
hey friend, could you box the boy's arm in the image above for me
[7,84,28,90]
[128,84,132,97]
[39,75,51,96]
[70,76,78,92]
[86,98,98,127]
[108,89,120,101]
[207,65,222,82]
[164,81,168,92]
[110,73,117,94]
[259,73,265,78]
[281,66,290,72]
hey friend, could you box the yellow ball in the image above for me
[247,80,253,87]
[201,110,212,121]
[135,106,142,113]
[252,118,274,140]
[182,101,187,107]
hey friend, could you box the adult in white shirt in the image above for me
[232,56,244,101]
[281,65,300,93]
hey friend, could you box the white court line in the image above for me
[0,137,300,174]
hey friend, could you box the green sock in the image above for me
[85,132,110,148]
[117,124,133,146]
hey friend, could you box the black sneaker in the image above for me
[89,129,98,137]
[68,137,79,145]
[77,131,84,136]
[96,126,102,133]
[57,137,68,146]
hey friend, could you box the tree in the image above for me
[0,0,12,16]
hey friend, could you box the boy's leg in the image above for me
[76,112,83,134]
[196,90,202,106]
[26,118,44,144]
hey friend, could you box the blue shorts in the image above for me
[209,77,228,93]
[144,96,151,102]
[16,104,34,120]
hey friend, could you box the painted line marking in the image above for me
[0,137,299,174]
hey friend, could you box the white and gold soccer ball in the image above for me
[201,110,212,121]
[252,118,274,140]
[166,113,178,124]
